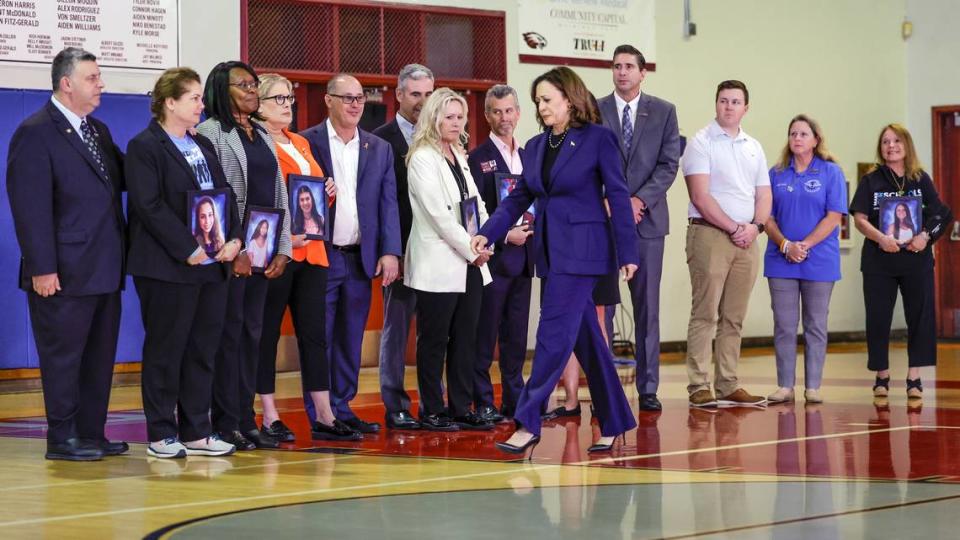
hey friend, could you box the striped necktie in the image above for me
[621,103,634,150]
[80,119,108,179]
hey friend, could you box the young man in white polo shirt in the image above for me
[681,80,772,408]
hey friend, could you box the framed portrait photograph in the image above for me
[187,188,231,258]
[288,174,328,240]
[244,206,284,273]
[495,172,535,225]
[460,196,480,236]
[879,195,923,246]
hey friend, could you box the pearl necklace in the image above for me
[547,128,568,149]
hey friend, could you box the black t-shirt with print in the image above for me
[849,165,952,275]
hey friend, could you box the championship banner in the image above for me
[517,0,655,70]
[0,0,178,70]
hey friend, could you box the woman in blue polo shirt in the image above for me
[764,115,846,404]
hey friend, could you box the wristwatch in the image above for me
[752,222,766,234]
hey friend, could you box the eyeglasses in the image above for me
[263,94,296,105]
[229,81,259,92]
[329,93,367,105]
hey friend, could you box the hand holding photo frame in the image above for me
[460,196,480,236]
[244,206,284,273]
[495,173,536,226]
[879,195,922,247]
[288,174,328,240]
[187,188,231,261]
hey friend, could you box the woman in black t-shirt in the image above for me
[849,124,952,399]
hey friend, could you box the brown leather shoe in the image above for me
[717,388,767,407]
[688,389,717,408]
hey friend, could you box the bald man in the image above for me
[300,74,402,434]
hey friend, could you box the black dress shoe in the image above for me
[452,412,495,431]
[312,420,363,441]
[245,429,280,449]
[385,411,421,430]
[218,430,256,451]
[342,417,381,434]
[542,404,581,420]
[476,405,505,424]
[495,435,541,455]
[44,438,103,461]
[587,441,614,453]
[419,413,459,432]
[79,438,129,456]
[639,394,663,411]
[261,420,296,442]
[46,438,104,461]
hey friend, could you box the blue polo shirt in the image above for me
[763,157,847,281]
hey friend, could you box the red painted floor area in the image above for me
[4,390,960,481]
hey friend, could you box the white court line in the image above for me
[0,452,360,493]
[0,424,947,528]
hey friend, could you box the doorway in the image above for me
[931,106,960,338]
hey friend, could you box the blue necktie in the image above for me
[621,103,634,150]
[80,119,108,179]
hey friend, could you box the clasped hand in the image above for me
[785,241,809,263]
[470,235,494,266]
[730,223,759,249]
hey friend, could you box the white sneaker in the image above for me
[767,387,795,403]
[147,437,187,459]
[804,389,823,403]
[184,434,236,457]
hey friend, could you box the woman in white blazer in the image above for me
[405,88,494,432]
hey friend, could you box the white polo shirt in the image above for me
[682,119,769,223]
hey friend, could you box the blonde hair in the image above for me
[257,73,292,101]
[774,114,838,171]
[871,123,924,181]
[406,88,469,165]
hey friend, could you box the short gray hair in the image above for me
[326,73,358,94]
[397,64,434,92]
[51,47,97,92]
[485,84,519,112]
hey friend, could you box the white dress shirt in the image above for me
[326,119,361,246]
[681,119,770,223]
[50,95,84,134]
[613,91,641,132]
[277,141,312,175]
[489,133,523,175]
[396,113,416,146]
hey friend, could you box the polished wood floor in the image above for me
[1,342,959,538]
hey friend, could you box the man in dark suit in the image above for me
[597,45,681,411]
[372,64,434,429]
[5,48,128,460]
[468,85,533,423]
[301,73,402,434]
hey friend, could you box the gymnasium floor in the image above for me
[1,342,959,539]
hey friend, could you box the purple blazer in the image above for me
[479,122,639,277]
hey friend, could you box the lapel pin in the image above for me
[363,142,369,149]
[570,141,576,147]
[66,128,72,134]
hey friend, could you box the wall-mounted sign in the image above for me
[0,0,178,71]
[518,0,655,70]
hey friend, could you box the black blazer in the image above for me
[124,120,241,284]
[372,119,413,251]
[6,100,126,295]
[467,137,534,278]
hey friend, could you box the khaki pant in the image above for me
[685,224,760,397]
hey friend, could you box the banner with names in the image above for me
[517,0,655,70]
[0,0,178,71]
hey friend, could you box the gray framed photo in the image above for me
[244,206,284,272]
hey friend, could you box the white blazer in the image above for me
[404,145,492,292]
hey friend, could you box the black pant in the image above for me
[27,291,120,443]
[415,266,484,417]
[135,277,228,442]
[863,269,937,371]
[258,260,329,394]
[213,274,269,433]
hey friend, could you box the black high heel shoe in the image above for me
[496,435,541,456]
[872,376,890,397]
[587,433,626,453]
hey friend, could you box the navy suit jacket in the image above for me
[124,120,241,284]
[371,120,413,251]
[467,138,534,278]
[597,92,680,238]
[300,121,402,279]
[6,100,126,295]
[479,123,639,278]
